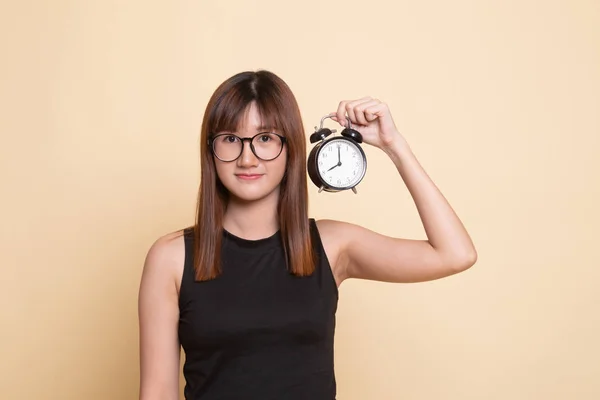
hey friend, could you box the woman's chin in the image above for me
[226,185,280,205]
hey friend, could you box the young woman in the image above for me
[138,70,477,400]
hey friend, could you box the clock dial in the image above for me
[317,139,365,189]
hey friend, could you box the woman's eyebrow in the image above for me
[256,125,276,131]
[224,124,278,134]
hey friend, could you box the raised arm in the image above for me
[138,233,184,400]
[324,98,477,284]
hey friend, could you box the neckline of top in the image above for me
[222,228,282,250]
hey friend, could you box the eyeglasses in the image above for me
[208,132,286,162]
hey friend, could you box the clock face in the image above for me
[317,139,366,189]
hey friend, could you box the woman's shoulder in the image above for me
[313,218,363,254]
[313,218,383,283]
[313,218,354,241]
[141,229,187,291]
[146,229,186,259]
[311,219,353,284]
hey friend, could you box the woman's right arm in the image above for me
[138,233,184,400]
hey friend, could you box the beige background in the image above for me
[1,1,599,399]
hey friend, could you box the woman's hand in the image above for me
[331,97,405,151]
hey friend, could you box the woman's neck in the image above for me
[222,192,280,240]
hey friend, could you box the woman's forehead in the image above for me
[223,107,280,134]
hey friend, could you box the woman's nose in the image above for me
[237,139,259,167]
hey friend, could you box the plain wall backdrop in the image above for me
[1,1,599,399]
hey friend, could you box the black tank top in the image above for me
[178,218,339,399]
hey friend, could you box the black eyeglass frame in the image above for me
[208,132,287,162]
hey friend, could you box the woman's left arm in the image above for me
[324,97,477,284]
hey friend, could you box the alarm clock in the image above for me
[307,114,367,193]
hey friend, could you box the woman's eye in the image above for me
[259,135,271,142]
[224,135,238,143]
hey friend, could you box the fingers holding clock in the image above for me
[328,97,401,150]
[363,102,389,122]
[333,99,355,126]
[333,97,384,127]
[346,98,374,126]
[353,99,385,125]
[333,97,369,126]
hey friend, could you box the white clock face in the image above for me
[317,139,366,189]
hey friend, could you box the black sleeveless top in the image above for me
[178,219,339,399]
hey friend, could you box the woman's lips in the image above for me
[235,174,263,180]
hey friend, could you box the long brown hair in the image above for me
[191,70,316,281]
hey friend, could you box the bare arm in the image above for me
[324,98,477,284]
[138,233,183,400]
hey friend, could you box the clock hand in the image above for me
[327,163,339,172]
[337,145,341,164]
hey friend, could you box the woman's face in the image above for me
[212,102,288,203]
